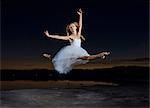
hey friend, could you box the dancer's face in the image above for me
[69,23,77,34]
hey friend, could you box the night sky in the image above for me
[1,0,149,69]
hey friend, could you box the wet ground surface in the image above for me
[1,84,149,108]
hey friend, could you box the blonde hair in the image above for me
[66,22,85,41]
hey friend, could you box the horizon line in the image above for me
[1,65,149,71]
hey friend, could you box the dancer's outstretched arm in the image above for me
[44,30,70,41]
[77,8,85,41]
[77,8,82,36]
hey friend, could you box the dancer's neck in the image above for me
[72,31,77,35]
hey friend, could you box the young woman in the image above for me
[43,9,110,74]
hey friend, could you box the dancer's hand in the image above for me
[77,8,83,16]
[44,30,51,37]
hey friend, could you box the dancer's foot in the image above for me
[43,53,51,59]
[98,52,110,59]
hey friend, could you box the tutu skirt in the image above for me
[52,44,90,74]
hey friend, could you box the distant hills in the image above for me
[1,66,149,84]
[1,57,149,70]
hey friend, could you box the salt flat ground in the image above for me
[1,81,148,108]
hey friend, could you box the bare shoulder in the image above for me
[69,35,75,39]
[67,35,73,39]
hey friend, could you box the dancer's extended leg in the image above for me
[43,53,51,59]
[78,52,110,60]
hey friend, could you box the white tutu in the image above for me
[52,39,90,74]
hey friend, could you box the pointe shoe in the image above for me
[99,52,110,59]
[103,52,110,56]
[43,53,51,59]
[102,56,106,59]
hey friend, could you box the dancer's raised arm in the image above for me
[77,8,83,36]
[44,30,70,41]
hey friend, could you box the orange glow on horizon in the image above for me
[1,59,149,70]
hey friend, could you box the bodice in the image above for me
[71,39,81,47]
